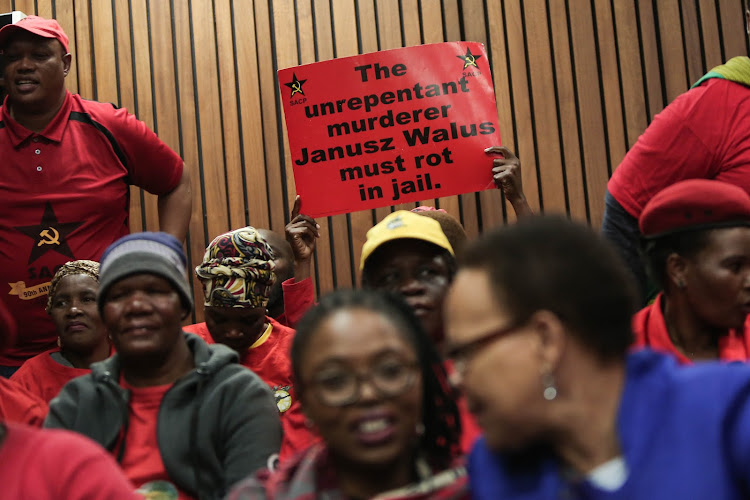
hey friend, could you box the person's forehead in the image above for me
[56,273,98,290]
[257,229,292,261]
[112,272,171,288]
[4,31,60,50]
[369,238,447,266]
[305,308,415,363]
[445,269,509,338]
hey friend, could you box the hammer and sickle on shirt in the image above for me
[37,227,60,246]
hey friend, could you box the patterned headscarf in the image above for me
[46,260,100,313]
[195,227,277,309]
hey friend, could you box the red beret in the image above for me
[639,179,750,238]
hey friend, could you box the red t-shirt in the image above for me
[183,318,318,460]
[0,377,48,426]
[632,293,750,364]
[10,348,92,403]
[0,91,184,365]
[0,423,138,499]
[608,78,750,217]
[119,378,194,500]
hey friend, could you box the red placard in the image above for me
[278,42,501,217]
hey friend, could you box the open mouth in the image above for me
[14,79,39,92]
[353,414,397,446]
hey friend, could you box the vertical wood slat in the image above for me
[171,0,206,316]
[0,0,745,315]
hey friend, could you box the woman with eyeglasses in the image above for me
[444,216,750,499]
[229,289,468,500]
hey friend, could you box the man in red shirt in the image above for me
[0,16,192,373]
[187,226,316,461]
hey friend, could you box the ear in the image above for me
[665,252,688,291]
[62,53,72,77]
[530,310,567,372]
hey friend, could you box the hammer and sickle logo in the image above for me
[457,48,482,69]
[38,227,60,246]
[284,73,307,98]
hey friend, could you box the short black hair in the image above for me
[460,216,638,360]
[292,289,462,468]
[641,228,713,290]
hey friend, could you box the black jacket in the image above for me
[45,333,282,500]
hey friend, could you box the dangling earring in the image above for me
[415,422,425,437]
[542,372,557,401]
[677,279,686,289]
[56,337,62,348]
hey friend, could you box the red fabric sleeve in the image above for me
[0,378,48,427]
[281,278,316,328]
[98,105,184,195]
[0,423,139,499]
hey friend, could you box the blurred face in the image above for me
[445,269,548,452]
[204,305,266,353]
[364,240,453,345]
[48,274,106,354]
[681,227,750,330]
[102,274,186,360]
[2,32,70,113]
[298,307,423,469]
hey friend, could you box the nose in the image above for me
[398,274,426,296]
[357,376,380,404]
[122,290,153,315]
[65,302,84,317]
[14,54,35,72]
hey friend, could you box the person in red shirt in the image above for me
[0,422,140,499]
[602,4,750,301]
[0,291,136,498]
[46,232,281,500]
[11,260,111,402]
[187,226,316,462]
[633,179,750,363]
[0,16,191,374]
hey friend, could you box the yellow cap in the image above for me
[360,211,454,271]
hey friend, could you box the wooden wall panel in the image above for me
[2,0,746,321]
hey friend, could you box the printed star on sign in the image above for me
[284,73,307,97]
[457,48,482,69]
[14,202,84,264]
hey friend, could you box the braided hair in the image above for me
[291,288,462,469]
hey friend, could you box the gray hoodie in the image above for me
[45,332,282,500]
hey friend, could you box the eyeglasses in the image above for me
[310,359,420,407]
[446,321,526,374]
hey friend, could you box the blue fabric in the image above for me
[600,190,648,302]
[0,365,19,378]
[468,350,750,499]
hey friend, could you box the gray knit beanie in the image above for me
[97,232,193,315]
